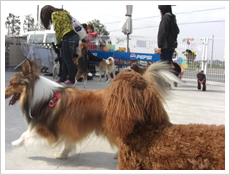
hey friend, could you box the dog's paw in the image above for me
[106,79,111,84]
[12,139,23,147]
[113,152,118,159]
[54,152,68,159]
[72,83,77,88]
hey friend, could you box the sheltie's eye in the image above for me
[10,82,17,86]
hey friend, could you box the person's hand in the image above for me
[157,48,162,54]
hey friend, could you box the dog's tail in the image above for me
[143,61,181,97]
[103,71,170,138]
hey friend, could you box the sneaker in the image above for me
[55,80,62,83]
[63,80,74,85]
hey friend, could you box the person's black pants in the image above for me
[160,48,175,64]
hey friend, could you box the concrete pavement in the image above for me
[3,71,226,171]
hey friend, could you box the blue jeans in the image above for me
[160,48,175,64]
[60,34,79,83]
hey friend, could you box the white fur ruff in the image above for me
[31,76,62,109]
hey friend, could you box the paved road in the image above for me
[3,71,225,171]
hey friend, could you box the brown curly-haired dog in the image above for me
[103,62,225,170]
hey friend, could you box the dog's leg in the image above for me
[203,81,206,91]
[11,130,29,147]
[113,151,118,159]
[83,80,87,88]
[73,80,78,88]
[99,70,102,81]
[112,71,116,79]
[83,73,87,88]
[104,70,107,82]
[106,74,112,83]
[197,80,201,90]
[54,142,74,159]
[73,71,81,88]
[52,66,56,79]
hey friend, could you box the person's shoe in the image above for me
[55,80,62,83]
[63,80,74,85]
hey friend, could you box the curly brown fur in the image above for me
[103,71,170,138]
[130,63,147,75]
[117,123,224,170]
[197,70,206,91]
[103,63,224,170]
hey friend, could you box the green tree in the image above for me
[23,14,35,32]
[5,13,21,36]
[87,19,109,35]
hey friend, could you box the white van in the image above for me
[21,30,56,44]
[20,30,57,73]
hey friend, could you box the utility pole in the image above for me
[210,35,214,68]
[37,5,39,30]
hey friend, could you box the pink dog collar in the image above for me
[48,92,61,108]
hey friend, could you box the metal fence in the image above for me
[5,35,225,85]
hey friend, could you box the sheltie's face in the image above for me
[5,72,27,106]
[5,59,39,106]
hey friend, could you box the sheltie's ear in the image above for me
[22,59,32,77]
[21,59,39,77]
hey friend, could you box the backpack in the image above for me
[69,14,86,40]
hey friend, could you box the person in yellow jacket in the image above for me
[40,5,78,85]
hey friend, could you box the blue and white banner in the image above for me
[91,51,160,62]
[90,51,114,59]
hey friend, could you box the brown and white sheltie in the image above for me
[5,59,117,159]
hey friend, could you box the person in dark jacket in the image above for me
[157,5,180,64]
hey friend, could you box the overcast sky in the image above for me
[1,1,228,39]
